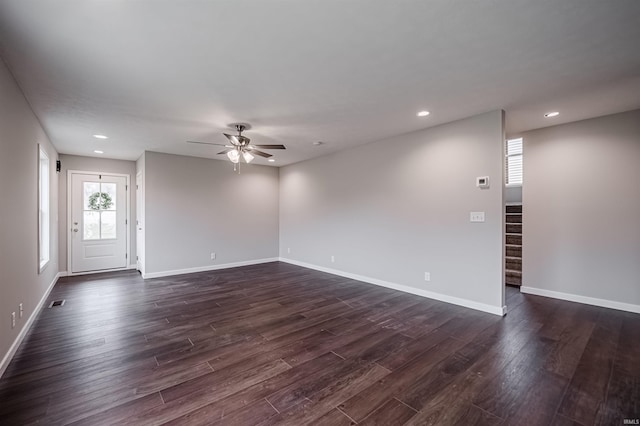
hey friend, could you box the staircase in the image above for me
[505,204,522,286]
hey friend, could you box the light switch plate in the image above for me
[470,212,485,222]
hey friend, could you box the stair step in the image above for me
[506,204,522,214]
[505,269,522,286]
[506,275,522,286]
[506,215,522,224]
[506,258,522,270]
[506,234,522,245]
[506,245,522,258]
[506,223,522,234]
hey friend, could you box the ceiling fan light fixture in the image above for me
[187,123,286,172]
[227,149,240,163]
[242,151,255,163]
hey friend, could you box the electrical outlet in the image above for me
[424,272,431,281]
[287,248,291,254]
[19,303,23,318]
[331,255,335,263]
[11,312,16,328]
[210,252,216,260]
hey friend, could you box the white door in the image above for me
[71,173,128,273]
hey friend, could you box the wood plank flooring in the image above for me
[0,262,638,425]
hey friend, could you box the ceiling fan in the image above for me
[187,124,285,171]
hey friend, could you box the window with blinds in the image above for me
[39,146,50,272]
[505,138,523,186]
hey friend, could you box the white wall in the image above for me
[142,151,280,277]
[521,109,640,312]
[0,58,59,374]
[57,154,137,273]
[279,110,506,314]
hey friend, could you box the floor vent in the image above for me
[48,300,65,308]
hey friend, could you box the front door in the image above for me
[70,173,128,273]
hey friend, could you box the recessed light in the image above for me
[268,159,275,162]
[94,150,104,154]
[544,112,559,118]
[312,141,324,146]
[93,134,108,139]
[417,110,430,117]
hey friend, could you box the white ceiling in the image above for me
[1,0,639,166]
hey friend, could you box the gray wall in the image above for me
[279,110,505,312]
[0,58,59,370]
[143,151,279,275]
[522,109,640,307]
[505,186,522,204]
[57,154,137,272]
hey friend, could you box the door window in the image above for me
[83,181,117,240]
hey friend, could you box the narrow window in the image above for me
[505,138,523,186]
[39,146,50,272]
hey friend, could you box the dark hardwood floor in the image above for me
[0,262,638,425]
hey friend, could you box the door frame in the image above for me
[66,170,131,276]
[135,171,144,274]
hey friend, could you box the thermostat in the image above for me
[476,176,490,188]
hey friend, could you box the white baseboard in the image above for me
[142,257,280,279]
[521,286,640,314]
[0,272,61,378]
[279,257,505,316]
[63,265,137,277]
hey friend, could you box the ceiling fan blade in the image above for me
[224,134,251,145]
[250,150,273,158]
[187,140,227,147]
[252,144,286,150]
[217,148,234,155]
[223,133,240,145]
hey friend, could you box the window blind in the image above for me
[506,138,523,185]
